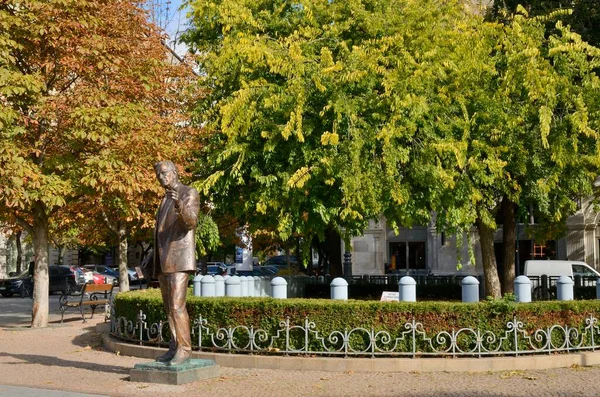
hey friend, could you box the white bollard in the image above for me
[271,277,288,299]
[253,276,261,297]
[330,277,348,300]
[461,276,480,303]
[201,275,216,297]
[261,276,270,297]
[557,275,574,301]
[214,275,225,297]
[225,275,241,297]
[240,276,249,296]
[193,275,203,297]
[514,275,532,303]
[398,276,416,302]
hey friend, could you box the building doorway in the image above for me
[389,241,426,273]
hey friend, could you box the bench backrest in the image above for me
[83,283,113,294]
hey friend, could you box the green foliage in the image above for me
[114,290,600,353]
[182,0,478,243]
[195,213,220,257]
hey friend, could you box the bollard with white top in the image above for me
[514,275,532,303]
[557,275,574,301]
[330,277,348,300]
[193,275,203,297]
[214,275,225,297]
[398,276,416,302]
[225,275,241,297]
[201,275,216,297]
[461,276,480,303]
[240,276,249,296]
[253,276,261,297]
[271,277,288,299]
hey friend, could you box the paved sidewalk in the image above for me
[1,307,599,396]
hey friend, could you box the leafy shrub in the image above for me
[113,290,600,354]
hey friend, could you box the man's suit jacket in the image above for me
[152,183,200,277]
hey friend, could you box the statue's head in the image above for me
[154,160,178,189]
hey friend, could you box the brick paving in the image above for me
[0,312,597,397]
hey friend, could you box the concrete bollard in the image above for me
[330,277,348,300]
[193,275,203,297]
[214,275,225,297]
[318,275,325,284]
[225,275,241,297]
[262,276,270,297]
[271,277,287,299]
[398,276,416,302]
[240,276,249,296]
[557,275,574,301]
[461,276,480,303]
[201,275,216,297]
[253,276,261,297]
[514,275,532,303]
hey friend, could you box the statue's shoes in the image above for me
[156,349,176,363]
[169,349,191,366]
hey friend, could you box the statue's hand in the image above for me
[166,187,180,208]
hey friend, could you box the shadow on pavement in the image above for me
[0,352,130,376]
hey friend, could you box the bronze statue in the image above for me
[152,160,199,366]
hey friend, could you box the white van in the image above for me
[523,260,600,279]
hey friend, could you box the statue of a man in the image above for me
[152,160,199,366]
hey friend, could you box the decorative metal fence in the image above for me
[110,310,600,358]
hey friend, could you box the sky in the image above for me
[145,0,191,56]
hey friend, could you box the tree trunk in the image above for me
[501,196,516,294]
[15,230,22,273]
[117,222,129,292]
[31,204,50,328]
[476,216,502,299]
[117,222,130,292]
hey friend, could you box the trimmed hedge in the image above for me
[113,289,600,354]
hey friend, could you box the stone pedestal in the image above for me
[130,359,219,385]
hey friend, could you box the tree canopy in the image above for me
[183,0,600,294]
[0,0,199,326]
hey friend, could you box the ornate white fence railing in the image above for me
[110,310,600,358]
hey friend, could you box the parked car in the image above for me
[91,271,117,285]
[85,265,119,285]
[110,266,147,285]
[0,270,33,298]
[262,255,298,269]
[49,265,86,294]
[234,266,280,277]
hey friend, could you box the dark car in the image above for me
[49,265,86,294]
[0,270,33,298]
[262,255,298,268]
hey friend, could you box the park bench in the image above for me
[59,282,114,323]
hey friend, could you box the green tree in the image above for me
[0,0,198,327]
[182,0,476,274]
[419,9,600,297]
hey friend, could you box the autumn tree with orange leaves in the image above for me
[0,0,200,327]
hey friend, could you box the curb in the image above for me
[97,323,600,373]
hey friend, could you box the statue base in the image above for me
[130,359,219,385]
